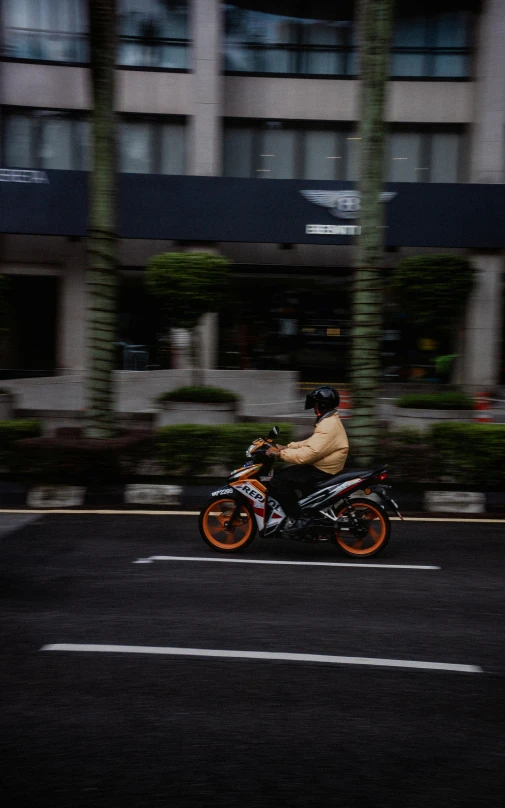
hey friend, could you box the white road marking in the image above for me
[40,643,481,673]
[0,508,503,523]
[132,555,440,570]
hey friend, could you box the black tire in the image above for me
[333,497,391,558]
[198,496,257,553]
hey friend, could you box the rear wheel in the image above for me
[333,498,390,558]
[199,496,257,553]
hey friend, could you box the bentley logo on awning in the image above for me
[300,190,397,220]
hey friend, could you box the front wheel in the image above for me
[333,498,391,558]
[199,496,257,553]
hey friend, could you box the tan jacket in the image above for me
[280,411,349,475]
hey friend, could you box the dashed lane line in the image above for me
[40,643,482,674]
[133,555,440,570]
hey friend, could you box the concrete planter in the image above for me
[424,491,485,513]
[27,485,86,508]
[0,393,15,420]
[391,406,474,432]
[156,401,237,427]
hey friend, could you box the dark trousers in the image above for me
[268,465,333,518]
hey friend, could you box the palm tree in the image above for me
[86,0,118,438]
[349,0,394,466]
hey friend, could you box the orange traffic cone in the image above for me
[473,392,492,423]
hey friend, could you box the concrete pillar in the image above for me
[57,242,86,372]
[459,254,504,390]
[198,312,219,370]
[189,0,223,176]
[470,0,505,182]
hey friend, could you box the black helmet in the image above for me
[304,386,340,412]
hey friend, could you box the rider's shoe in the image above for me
[283,516,309,537]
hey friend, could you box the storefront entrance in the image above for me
[218,269,352,381]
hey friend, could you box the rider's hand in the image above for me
[266,446,281,457]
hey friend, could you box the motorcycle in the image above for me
[198,426,403,558]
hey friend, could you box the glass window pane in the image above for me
[120,122,152,173]
[304,131,342,180]
[3,115,36,167]
[158,43,187,68]
[387,133,424,182]
[430,133,460,183]
[223,128,253,177]
[75,119,90,170]
[40,117,73,169]
[4,0,38,29]
[394,17,427,47]
[259,47,291,73]
[435,12,468,47]
[259,129,296,179]
[433,54,468,78]
[391,53,426,77]
[345,136,361,181]
[160,123,185,174]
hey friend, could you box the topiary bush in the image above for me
[431,423,505,490]
[395,392,474,410]
[391,254,475,331]
[155,423,295,475]
[156,386,239,405]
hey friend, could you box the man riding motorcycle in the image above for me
[267,386,349,535]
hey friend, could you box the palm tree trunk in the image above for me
[349,0,394,466]
[86,0,118,437]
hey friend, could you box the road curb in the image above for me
[0,482,504,516]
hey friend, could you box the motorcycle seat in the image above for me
[316,469,373,489]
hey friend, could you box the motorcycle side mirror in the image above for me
[268,426,280,439]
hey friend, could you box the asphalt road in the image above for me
[1,513,504,808]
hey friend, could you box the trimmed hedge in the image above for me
[156,386,239,405]
[12,429,152,483]
[432,423,505,490]
[378,427,436,484]
[0,419,42,464]
[156,423,295,475]
[395,392,474,410]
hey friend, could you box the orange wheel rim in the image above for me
[202,498,253,550]
[335,502,387,556]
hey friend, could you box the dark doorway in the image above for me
[0,276,58,378]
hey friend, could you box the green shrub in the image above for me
[432,423,505,490]
[0,419,42,464]
[396,392,474,410]
[378,428,436,484]
[156,423,295,475]
[156,386,239,405]
[12,429,152,483]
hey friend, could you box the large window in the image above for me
[2,110,88,170]
[224,122,355,180]
[391,12,472,78]
[1,0,189,68]
[120,117,186,173]
[223,121,465,183]
[224,3,355,77]
[224,4,472,79]
[2,0,88,62]
[387,129,464,182]
[118,0,189,68]
[2,109,186,175]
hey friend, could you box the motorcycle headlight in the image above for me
[245,444,255,458]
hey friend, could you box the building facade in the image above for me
[0,0,503,389]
